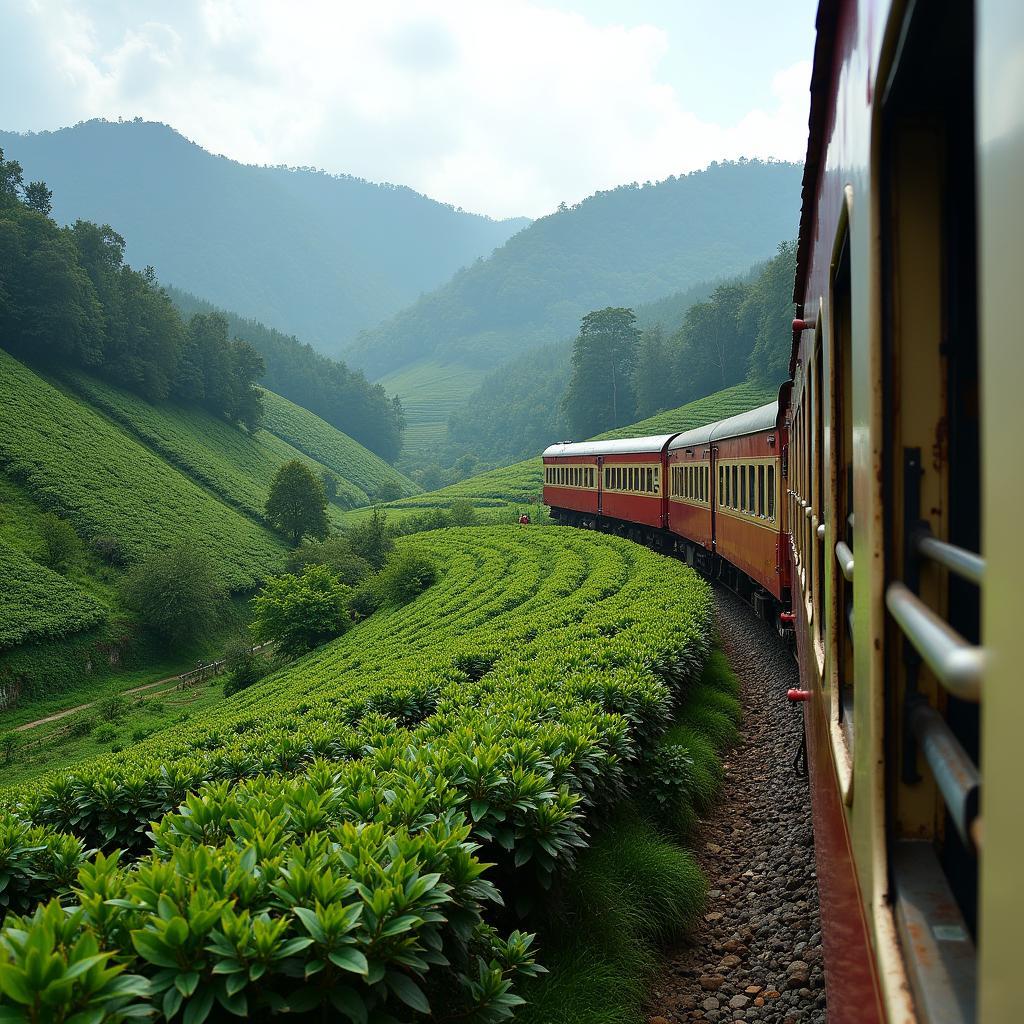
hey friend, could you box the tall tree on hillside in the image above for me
[0,148,22,206]
[23,181,52,216]
[266,460,329,545]
[744,240,797,384]
[562,307,639,437]
[633,325,677,418]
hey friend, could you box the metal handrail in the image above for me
[886,582,984,702]
[909,700,981,850]
[916,534,984,587]
[835,541,855,581]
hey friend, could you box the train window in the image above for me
[724,465,730,507]
[654,467,660,494]
[758,465,765,517]
[768,465,776,520]
[739,466,746,510]
[731,466,738,509]
[748,466,755,514]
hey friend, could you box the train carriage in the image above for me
[703,402,788,602]
[542,435,676,531]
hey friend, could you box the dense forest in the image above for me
[167,287,406,462]
[0,149,264,428]
[446,242,795,465]
[0,120,529,351]
[347,159,801,379]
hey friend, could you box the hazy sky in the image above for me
[0,0,818,219]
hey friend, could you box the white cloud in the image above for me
[1,0,811,218]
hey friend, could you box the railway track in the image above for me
[646,584,826,1024]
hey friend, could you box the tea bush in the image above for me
[0,527,715,1021]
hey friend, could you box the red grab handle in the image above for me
[779,611,796,624]
[788,689,812,702]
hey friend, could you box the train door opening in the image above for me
[880,0,981,1018]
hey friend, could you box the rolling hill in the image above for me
[0,119,529,351]
[342,378,780,529]
[347,159,800,451]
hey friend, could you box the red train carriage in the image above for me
[542,435,676,530]
[665,422,715,557]
[708,402,788,601]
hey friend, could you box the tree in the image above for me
[251,565,351,657]
[562,307,640,437]
[375,548,437,606]
[0,148,23,206]
[286,535,371,585]
[37,514,81,571]
[23,181,52,216]
[321,471,339,503]
[347,506,394,570]
[265,460,328,545]
[632,324,675,418]
[120,543,226,646]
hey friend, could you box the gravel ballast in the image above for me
[646,584,827,1024]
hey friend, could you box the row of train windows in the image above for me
[671,464,709,504]
[545,465,596,488]
[720,463,776,520]
[604,465,659,494]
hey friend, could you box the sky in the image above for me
[0,0,819,219]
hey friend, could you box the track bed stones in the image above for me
[646,585,826,1024]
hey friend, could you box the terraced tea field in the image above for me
[0,526,730,1022]
[0,350,286,589]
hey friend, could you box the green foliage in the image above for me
[320,470,338,502]
[120,544,226,648]
[251,565,352,658]
[346,506,394,570]
[222,643,268,697]
[373,548,437,607]
[35,514,80,571]
[259,389,418,504]
[563,307,640,437]
[0,349,286,589]
[64,371,352,529]
[0,541,106,650]
[265,461,329,546]
[0,528,715,1020]
[285,535,371,586]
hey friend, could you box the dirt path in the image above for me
[14,674,182,733]
[646,585,826,1024]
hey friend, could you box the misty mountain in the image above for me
[0,119,530,351]
[346,159,802,380]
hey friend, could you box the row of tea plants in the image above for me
[0,527,716,1021]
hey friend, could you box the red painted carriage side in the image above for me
[666,446,713,550]
[600,451,668,530]
[541,455,600,518]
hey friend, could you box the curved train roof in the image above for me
[668,401,780,452]
[542,434,678,458]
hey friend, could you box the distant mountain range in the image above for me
[345,159,802,381]
[0,120,529,351]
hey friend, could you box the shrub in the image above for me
[64,714,96,739]
[89,534,127,566]
[120,542,226,646]
[321,470,339,502]
[223,642,269,696]
[286,535,372,585]
[96,694,128,723]
[372,481,406,503]
[92,724,117,744]
[251,565,352,658]
[36,513,81,571]
[449,499,479,527]
[374,548,438,607]
[346,506,393,569]
[0,731,20,765]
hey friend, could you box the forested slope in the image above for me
[0,120,528,351]
[348,159,801,380]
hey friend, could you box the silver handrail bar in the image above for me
[886,582,984,702]
[909,700,981,851]
[835,541,855,581]
[916,534,984,587]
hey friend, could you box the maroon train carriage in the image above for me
[542,435,678,532]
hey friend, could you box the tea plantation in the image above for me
[0,526,730,1022]
[0,349,286,590]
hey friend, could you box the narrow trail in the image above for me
[646,585,826,1024]
[14,675,181,733]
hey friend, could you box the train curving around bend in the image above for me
[543,1,1023,1021]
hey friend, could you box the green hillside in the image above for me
[377,359,488,460]
[260,389,420,499]
[0,350,286,590]
[343,379,780,528]
[0,541,107,650]
[348,161,801,387]
[64,372,372,523]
